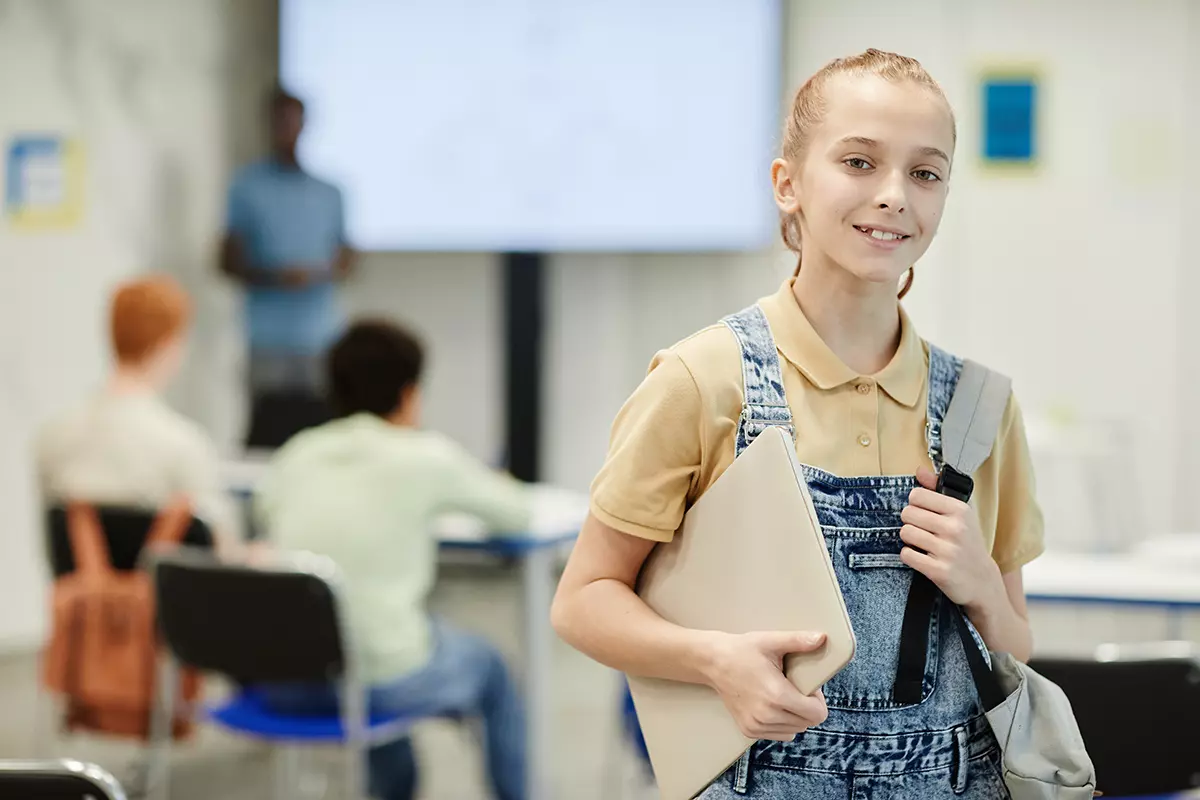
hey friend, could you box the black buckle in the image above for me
[935,465,974,503]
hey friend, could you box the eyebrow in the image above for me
[837,135,950,164]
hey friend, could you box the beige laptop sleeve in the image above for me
[628,425,856,800]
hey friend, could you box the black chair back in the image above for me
[0,759,126,799]
[45,505,213,578]
[152,551,346,684]
[245,389,333,450]
[1029,651,1200,796]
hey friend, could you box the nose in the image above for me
[874,169,908,213]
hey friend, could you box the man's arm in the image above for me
[333,244,357,281]
[220,172,313,288]
[219,233,302,287]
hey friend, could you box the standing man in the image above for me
[221,87,356,447]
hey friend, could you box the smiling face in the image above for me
[773,72,956,292]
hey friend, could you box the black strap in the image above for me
[892,465,974,705]
[896,582,1009,711]
[893,574,938,703]
[951,605,1007,711]
[892,465,976,704]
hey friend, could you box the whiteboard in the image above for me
[279,0,782,252]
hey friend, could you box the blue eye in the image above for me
[913,169,941,182]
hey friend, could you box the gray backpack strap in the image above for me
[940,360,1012,476]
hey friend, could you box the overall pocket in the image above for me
[821,534,940,710]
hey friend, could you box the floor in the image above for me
[1,557,657,799]
[7,556,1200,798]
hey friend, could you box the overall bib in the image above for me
[699,305,1010,800]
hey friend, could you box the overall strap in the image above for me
[722,304,794,458]
[923,344,963,472]
[894,354,1012,704]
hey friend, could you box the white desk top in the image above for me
[1023,538,1200,606]
[221,455,588,547]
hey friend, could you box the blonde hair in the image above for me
[780,49,955,298]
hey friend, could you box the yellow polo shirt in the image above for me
[591,279,1044,574]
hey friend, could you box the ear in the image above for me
[771,158,802,215]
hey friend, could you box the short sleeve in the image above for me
[590,350,704,542]
[980,393,1046,573]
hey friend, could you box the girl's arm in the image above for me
[552,512,830,742]
[966,568,1033,662]
[552,513,719,684]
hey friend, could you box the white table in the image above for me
[221,457,586,800]
[1023,538,1200,638]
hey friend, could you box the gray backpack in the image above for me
[925,360,1097,799]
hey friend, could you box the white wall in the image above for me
[781,0,1193,541]
[0,0,276,648]
[1,0,1197,649]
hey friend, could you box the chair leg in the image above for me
[341,677,368,800]
[344,741,366,800]
[296,747,329,800]
[146,656,178,800]
[274,747,300,800]
[31,688,55,759]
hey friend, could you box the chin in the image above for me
[837,255,911,287]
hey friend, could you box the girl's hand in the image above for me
[899,467,1004,611]
[703,630,829,742]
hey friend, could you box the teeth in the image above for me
[857,226,905,241]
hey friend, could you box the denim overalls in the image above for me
[699,305,1010,800]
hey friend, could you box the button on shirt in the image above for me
[589,278,1044,574]
[226,160,347,355]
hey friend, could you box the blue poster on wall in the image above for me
[981,74,1037,165]
[4,134,85,229]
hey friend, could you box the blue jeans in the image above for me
[261,623,527,800]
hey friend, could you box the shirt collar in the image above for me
[758,278,926,408]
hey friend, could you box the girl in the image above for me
[551,49,1043,799]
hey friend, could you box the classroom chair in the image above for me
[147,548,441,800]
[1030,642,1200,799]
[0,759,126,799]
[45,504,213,578]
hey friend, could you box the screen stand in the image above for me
[502,252,544,483]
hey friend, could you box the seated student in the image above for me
[255,319,531,800]
[36,275,238,549]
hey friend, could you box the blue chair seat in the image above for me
[207,689,419,742]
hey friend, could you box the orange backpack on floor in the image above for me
[42,500,202,739]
